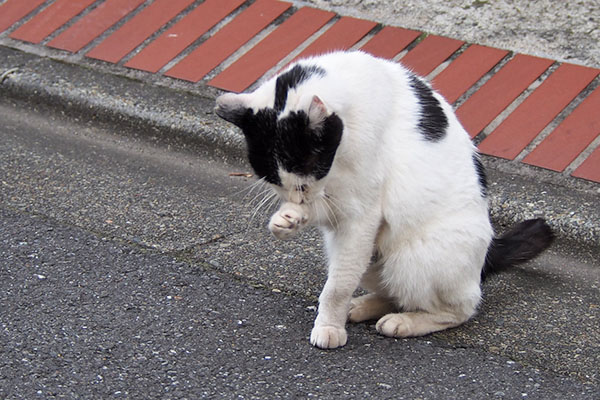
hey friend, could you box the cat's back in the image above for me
[302,51,398,76]
[289,51,414,132]
[297,51,409,95]
[305,52,481,201]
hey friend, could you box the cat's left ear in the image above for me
[307,95,329,130]
[215,92,251,128]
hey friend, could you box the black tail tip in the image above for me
[511,218,556,248]
[482,218,555,281]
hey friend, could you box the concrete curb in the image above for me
[0,45,246,163]
[1,44,598,254]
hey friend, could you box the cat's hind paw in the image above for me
[376,313,412,338]
[376,311,466,337]
[310,325,347,349]
[348,294,395,323]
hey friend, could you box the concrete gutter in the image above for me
[0,45,245,162]
[0,44,598,255]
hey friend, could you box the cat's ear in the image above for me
[307,95,329,130]
[215,92,251,128]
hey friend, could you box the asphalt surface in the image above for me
[1,90,599,398]
[1,207,594,399]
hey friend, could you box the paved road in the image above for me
[1,96,598,398]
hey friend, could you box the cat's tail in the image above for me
[481,218,555,282]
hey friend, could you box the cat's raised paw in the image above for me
[310,325,347,349]
[268,204,307,240]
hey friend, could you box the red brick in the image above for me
[456,54,554,138]
[289,16,377,62]
[572,145,600,183]
[433,44,508,104]
[208,7,335,92]
[124,0,245,73]
[10,0,97,44]
[360,26,420,60]
[479,64,599,160]
[523,85,600,172]
[47,0,145,52]
[0,0,46,34]
[399,35,464,76]
[166,0,291,83]
[86,0,195,63]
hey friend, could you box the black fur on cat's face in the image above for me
[215,95,344,186]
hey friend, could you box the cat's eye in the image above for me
[298,184,308,193]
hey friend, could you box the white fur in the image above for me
[222,51,493,349]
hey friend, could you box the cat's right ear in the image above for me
[215,93,251,128]
[307,95,329,130]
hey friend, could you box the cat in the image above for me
[215,51,554,349]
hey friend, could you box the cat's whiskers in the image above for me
[240,178,277,217]
[316,200,333,228]
[247,186,274,210]
[247,188,279,231]
[263,189,281,214]
[321,196,339,228]
[228,177,276,235]
[235,177,267,201]
[323,193,343,219]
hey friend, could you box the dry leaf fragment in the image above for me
[228,172,253,178]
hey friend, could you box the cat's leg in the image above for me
[374,260,481,337]
[348,293,396,323]
[372,213,488,339]
[348,260,395,322]
[268,202,308,240]
[310,218,380,349]
[375,302,476,338]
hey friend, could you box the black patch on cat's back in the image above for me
[409,75,448,142]
[473,153,488,197]
[274,64,326,113]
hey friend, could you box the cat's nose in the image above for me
[289,191,302,204]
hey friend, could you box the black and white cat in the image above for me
[215,51,554,349]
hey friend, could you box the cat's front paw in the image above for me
[268,204,307,240]
[310,325,347,349]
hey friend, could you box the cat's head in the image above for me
[215,93,343,204]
